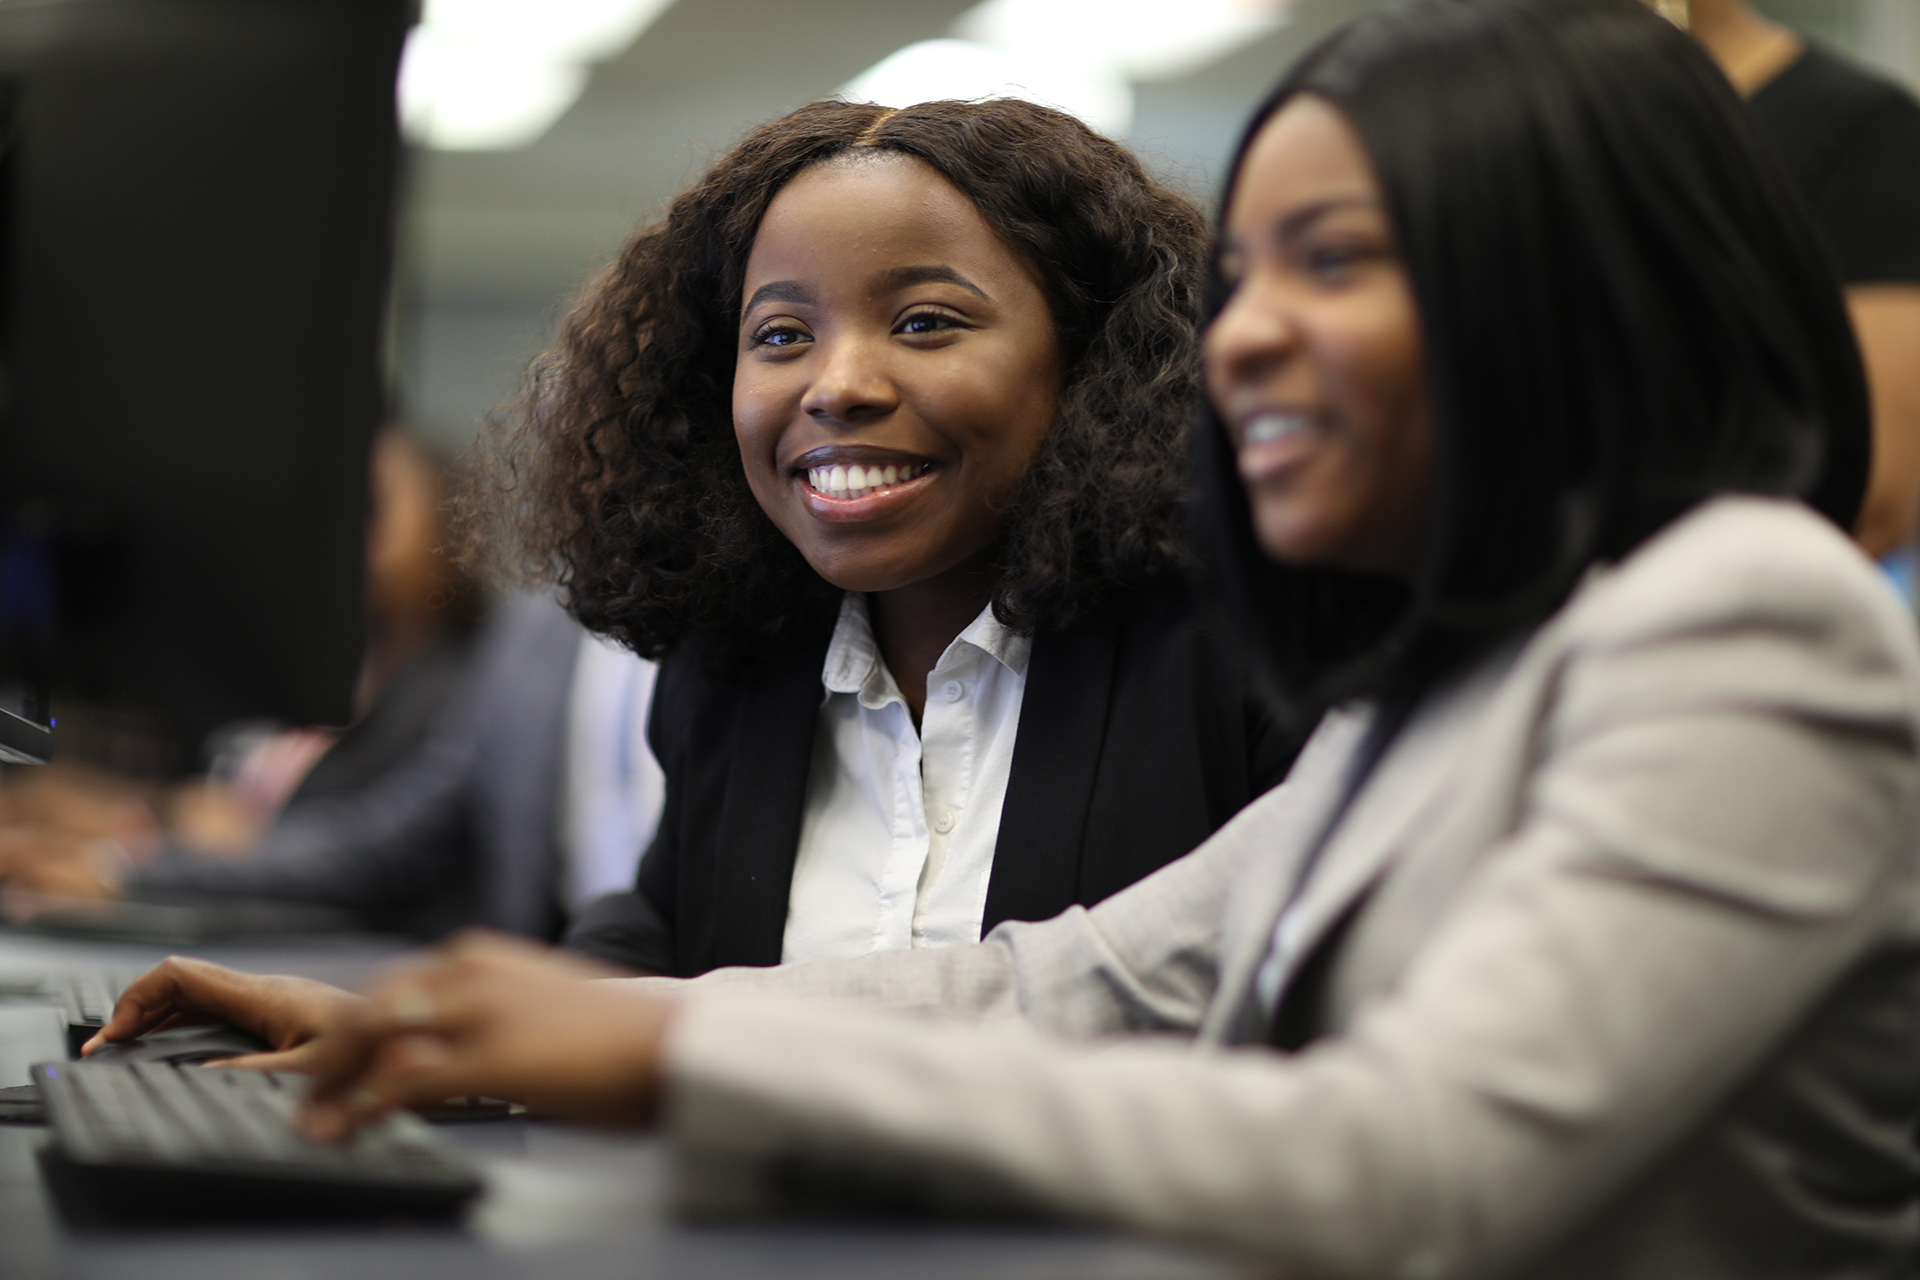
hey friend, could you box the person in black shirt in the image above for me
[1689,0,1920,557]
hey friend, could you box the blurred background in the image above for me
[0,0,1910,941]
[399,0,1920,458]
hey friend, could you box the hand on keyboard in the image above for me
[81,956,363,1074]
[299,931,673,1141]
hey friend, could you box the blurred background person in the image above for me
[0,429,484,872]
[1687,0,1920,560]
[0,428,660,940]
[88,592,661,942]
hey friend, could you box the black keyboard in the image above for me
[0,967,133,1055]
[32,1060,483,1219]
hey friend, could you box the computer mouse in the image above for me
[81,1024,270,1066]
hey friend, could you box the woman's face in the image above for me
[1204,94,1434,578]
[733,154,1061,596]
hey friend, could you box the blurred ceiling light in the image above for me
[400,0,675,151]
[957,0,1286,81]
[841,39,1134,137]
[841,0,1288,136]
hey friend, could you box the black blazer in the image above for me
[565,586,1299,976]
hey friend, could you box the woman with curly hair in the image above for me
[463,97,1297,975]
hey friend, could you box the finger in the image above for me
[85,958,232,1049]
[299,987,433,1109]
[82,1008,193,1055]
[304,1035,464,1141]
[301,969,492,1135]
[440,927,620,980]
[198,1046,318,1074]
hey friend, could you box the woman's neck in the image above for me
[866,558,998,728]
[1687,0,1803,96]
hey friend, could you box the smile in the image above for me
[790,450,943,524]
[804,461,936,501]
[1240,410,1315,446]
[1234,409,1322,486]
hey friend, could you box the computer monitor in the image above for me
[0,0,411,764]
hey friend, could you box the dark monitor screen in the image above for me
[0,0,409,764]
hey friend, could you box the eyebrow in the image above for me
[1270,195,1379,242]
[743,280,812,315]
[873,264,990,301]
[741,264,992,318]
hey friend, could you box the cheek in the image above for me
[985,352,1061,474]
[730,375,782,466]
[1331,315,1424,439]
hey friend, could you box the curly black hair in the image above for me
[462,97,1208,670]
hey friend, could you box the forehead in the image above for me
[743,154,1019,289]
[1226,94,1381,228]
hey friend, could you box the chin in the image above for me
[1250,513,1317,565]
[801,552,920,596]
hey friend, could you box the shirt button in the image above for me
[942,680,965,702]
[933,810,956,834]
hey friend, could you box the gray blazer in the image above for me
[129,594,582,939]
[645,498,1920,1279]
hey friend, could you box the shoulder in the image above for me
[1074,576,1235,652]
[1751,44,1920,251]
[651,623,833,738]
[471,593,585,672]
[1033,578,1252,698]
[1549,497,1920,695]
[1755,43,1919,131]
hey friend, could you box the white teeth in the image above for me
[804,461,934,497]
[1242,411,1313,445]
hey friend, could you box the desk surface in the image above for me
[0,930,1259,1280]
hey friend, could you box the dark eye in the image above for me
[750,321,810,349]
[1305,245,1362,279]
[896,309,962,337]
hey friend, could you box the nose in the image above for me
[802,334,899,426]
[1203,281,1297,397]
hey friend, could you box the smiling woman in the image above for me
[732,153,1061,709]
[455,98,1298,976]
[1205,95,1434,579]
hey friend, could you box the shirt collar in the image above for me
[820,593,1032,709]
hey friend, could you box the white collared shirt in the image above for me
[781,593,1031,962]
[559,631,666,912]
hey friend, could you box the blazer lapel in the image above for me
[707,625,834,968]
[981,600,1123,930]
[1199,707,1373,1043]
[1208,653,1517,1041]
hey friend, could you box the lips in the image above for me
[1231,408,1321,485]
[790,446,942,521]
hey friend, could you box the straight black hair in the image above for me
[1196,0,1870,725]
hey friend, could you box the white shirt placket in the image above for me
[913,648,979,946]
